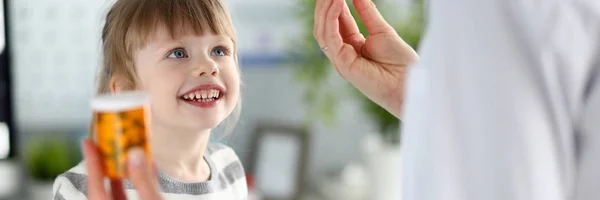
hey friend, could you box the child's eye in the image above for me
[211,46,229,56]
[167,48,188,59]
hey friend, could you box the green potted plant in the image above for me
[25,138,80,199]
[291,0,424,146]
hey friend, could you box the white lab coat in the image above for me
[401,0,600,199]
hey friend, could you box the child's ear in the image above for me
[109,76,127,93]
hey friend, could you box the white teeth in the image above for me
[196,98,214,102]
[184,89,221,101]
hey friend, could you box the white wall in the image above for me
[9,0,111,131]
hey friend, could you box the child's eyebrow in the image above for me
[143,41,181,56]
[213,37,234,46]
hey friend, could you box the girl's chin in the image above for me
[182,117,223,131]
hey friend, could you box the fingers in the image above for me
[314,0,333,49]
[316,0,364,50]
[110,180,127,200]
[323,0,359,68]
[127,148,161,200]
[82,139,110,200]
[323,0,344,54]
[313,0,323,45]
[339,0,365,50]
[352,0,393,35]
[152,162,159,178]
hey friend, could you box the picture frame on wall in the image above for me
[248,122,311,200]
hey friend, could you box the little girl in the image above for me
[53,0,247,199]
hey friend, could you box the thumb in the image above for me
[127,148,161,200]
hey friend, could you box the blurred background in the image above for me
[0,0,425,199]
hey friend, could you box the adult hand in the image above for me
[314,0,418,118]
[82,139,161,200]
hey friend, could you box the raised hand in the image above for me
[313,0,418,118]
[83,139,161,200]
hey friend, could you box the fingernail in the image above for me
[128,148,145,168]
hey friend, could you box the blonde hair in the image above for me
[91,0,241,137]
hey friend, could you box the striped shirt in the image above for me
[52,143,248,200]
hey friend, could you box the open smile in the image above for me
[179,84,225,107]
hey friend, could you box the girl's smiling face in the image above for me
[131,26,240,133]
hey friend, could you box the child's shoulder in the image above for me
[55,161,88,181]
[52,162,90,199]
[206,142,247,195]
[206,142,241,159]
[206,142,231,153]
[206,142,238,158]
[205,142,243,169]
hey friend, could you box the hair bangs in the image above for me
[126,0,237,52]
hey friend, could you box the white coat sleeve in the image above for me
[401,0,600,200]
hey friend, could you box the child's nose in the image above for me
[192,60,219,77]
